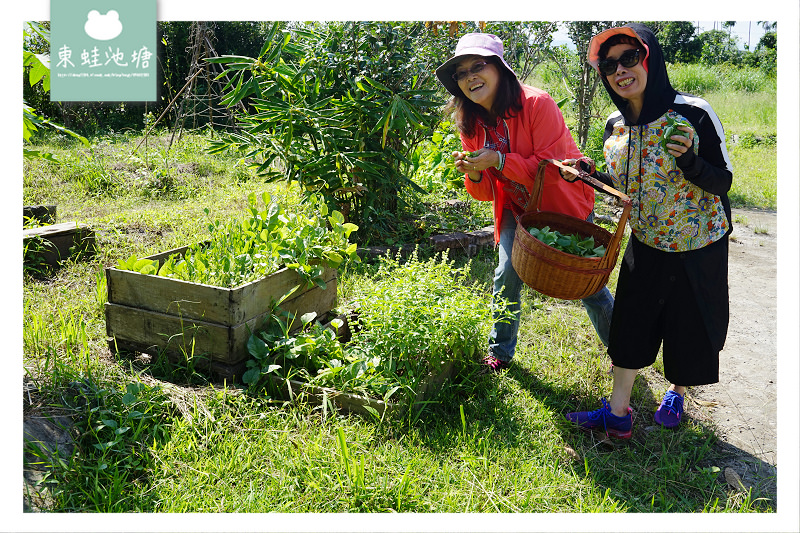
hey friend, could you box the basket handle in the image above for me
[527,159,633,269]
[524,159,552,213]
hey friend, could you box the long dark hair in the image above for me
[445,56,523,138]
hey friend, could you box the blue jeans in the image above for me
[488,210,614,362]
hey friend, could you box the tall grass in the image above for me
[668,63,776,95]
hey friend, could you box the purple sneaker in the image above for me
[654,390,684,428]
[565,398,633,439]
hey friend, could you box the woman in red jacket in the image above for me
[435,33,614,372]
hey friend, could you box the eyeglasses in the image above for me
[452,61,488,82]
[597,49,641,76]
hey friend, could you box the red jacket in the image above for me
[462,85,595,242]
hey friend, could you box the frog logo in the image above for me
[84,10,123,41]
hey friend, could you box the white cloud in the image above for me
[84,9,123,41]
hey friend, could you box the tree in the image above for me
[698,29,741,65]
[722,21,736,36]
[548,21,617,149]
[650,21,702,63]
[758,21,777,32]
[757,31,777,51]
[482,21,559,82]
[208,22,444,243]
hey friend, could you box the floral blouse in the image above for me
[604,111,729,252]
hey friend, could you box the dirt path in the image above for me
[689,208,778,499]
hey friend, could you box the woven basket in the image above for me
[511,159,631,300]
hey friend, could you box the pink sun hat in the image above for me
[435,33,518,97]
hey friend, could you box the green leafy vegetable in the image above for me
[117,193,359,288]
[661,116,692,152]
[526,226,606,258]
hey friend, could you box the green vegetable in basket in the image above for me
[527,226,606,258]
[661,116,692,152]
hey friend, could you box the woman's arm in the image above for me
[674,105,733,197]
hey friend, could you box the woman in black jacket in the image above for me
[562,23,733,439]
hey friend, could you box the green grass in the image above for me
[23,118,777,515]
[668,63,776,95]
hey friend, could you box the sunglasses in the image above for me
[597,48,641,76]
[452,61,488,82]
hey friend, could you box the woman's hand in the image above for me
[453,149,501,175]
[665,125,694,157]
[559,159,580,182]
[558,157,594,182]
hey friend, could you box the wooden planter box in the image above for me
[23,222,96,270]
[105,244,337,381]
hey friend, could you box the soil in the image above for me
[688,208,778,501]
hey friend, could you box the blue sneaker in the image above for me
[654,390,684,428]
[565,398,633,439]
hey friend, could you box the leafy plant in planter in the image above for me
[206,22,444,243]
[244,250,510,409]
[117,192,359,289]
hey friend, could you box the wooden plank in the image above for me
[106,267,234,325]
[412,360,456,410]
[105,302,233,362]
[142,244,193,266]
[22,222,85,239]
[266,375,390,418]
[24,223,95,268]
[233,266,337,324]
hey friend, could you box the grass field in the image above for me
[22,76,778,518]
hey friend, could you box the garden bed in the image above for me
[105,244,338,381]
[23,221,96,270]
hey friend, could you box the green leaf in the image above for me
[323,251,343,266]
[121,393,137,405]
[93,439,121,452]
[242,366,262,385]
[247,334,270,360]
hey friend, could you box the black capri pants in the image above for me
[607,235,729,386]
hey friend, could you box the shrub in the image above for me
[245,250,509,405]
[208,22,444,244]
